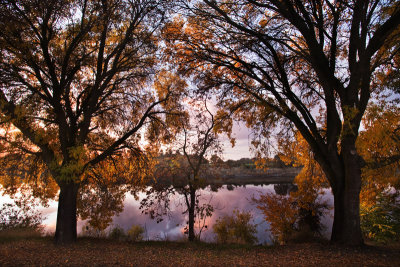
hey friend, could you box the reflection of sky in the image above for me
[113,185,280,243]
[1,185,334,244]
[116,185,332,244]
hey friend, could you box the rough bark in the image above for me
[54,181,80,245]
[331,178,363,245]
[329,140,363,245]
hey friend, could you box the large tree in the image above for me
[166,0,400,245]
[0,0,180,244]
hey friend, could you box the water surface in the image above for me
[25,183,334,244]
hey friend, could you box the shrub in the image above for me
[108,225,125,240]
[213,209,257,245]
[127,224,145,242]
[0,198,44,242]
[361,191,400,243]
[0,202,43,231]
[80,223,107,238]
[253,193,298,244]
[253,188,328,244]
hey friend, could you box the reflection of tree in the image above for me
[274,184,293,196]
[77,184,127,234]
[139,182,215,240]
[226,184,234,191]
[140,185,175,223]
[282,131,329,235]
[0,153,58,203]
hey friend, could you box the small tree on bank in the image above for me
[141,99,227,241]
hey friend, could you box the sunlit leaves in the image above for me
[358,102,400,192]
[360,190,400,243]
[255,130,329,243]
[0,0,178,186]
[356,102,400,242]
[253,192,298,244]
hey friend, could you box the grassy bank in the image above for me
[0,236,399,266]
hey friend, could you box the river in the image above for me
[36,183,332,244]
[2,183,333,244]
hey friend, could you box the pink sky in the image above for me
[221,122,253,160]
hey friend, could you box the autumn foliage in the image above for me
[357,102,400,242]
[0,0,400,247]
[253,131,329,244]
[213,209,257,245]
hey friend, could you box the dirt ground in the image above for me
[0,238,399,266]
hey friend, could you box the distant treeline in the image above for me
[157,153,290,170]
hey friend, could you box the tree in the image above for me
[280,131,329,241]
[254,131,329,244]
[166,0,400,245]
[140,99,227,241]
[179,101,223,241]
[253,192,298,244]
[0,0,181,244]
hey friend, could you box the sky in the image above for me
[221,121,253,160]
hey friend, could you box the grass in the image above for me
[0,227,44,243]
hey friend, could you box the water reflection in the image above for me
[110,184,332,244]
[273,183,298,196]
[37,183,333,244]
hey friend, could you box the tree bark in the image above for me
[55,181,80,245]
[188,187,196,242]
[330,139,364,245]
[331,179,363,245]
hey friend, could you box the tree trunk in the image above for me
[55,181,80,245]
[188,187,196,242]
[330,140,364,246]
